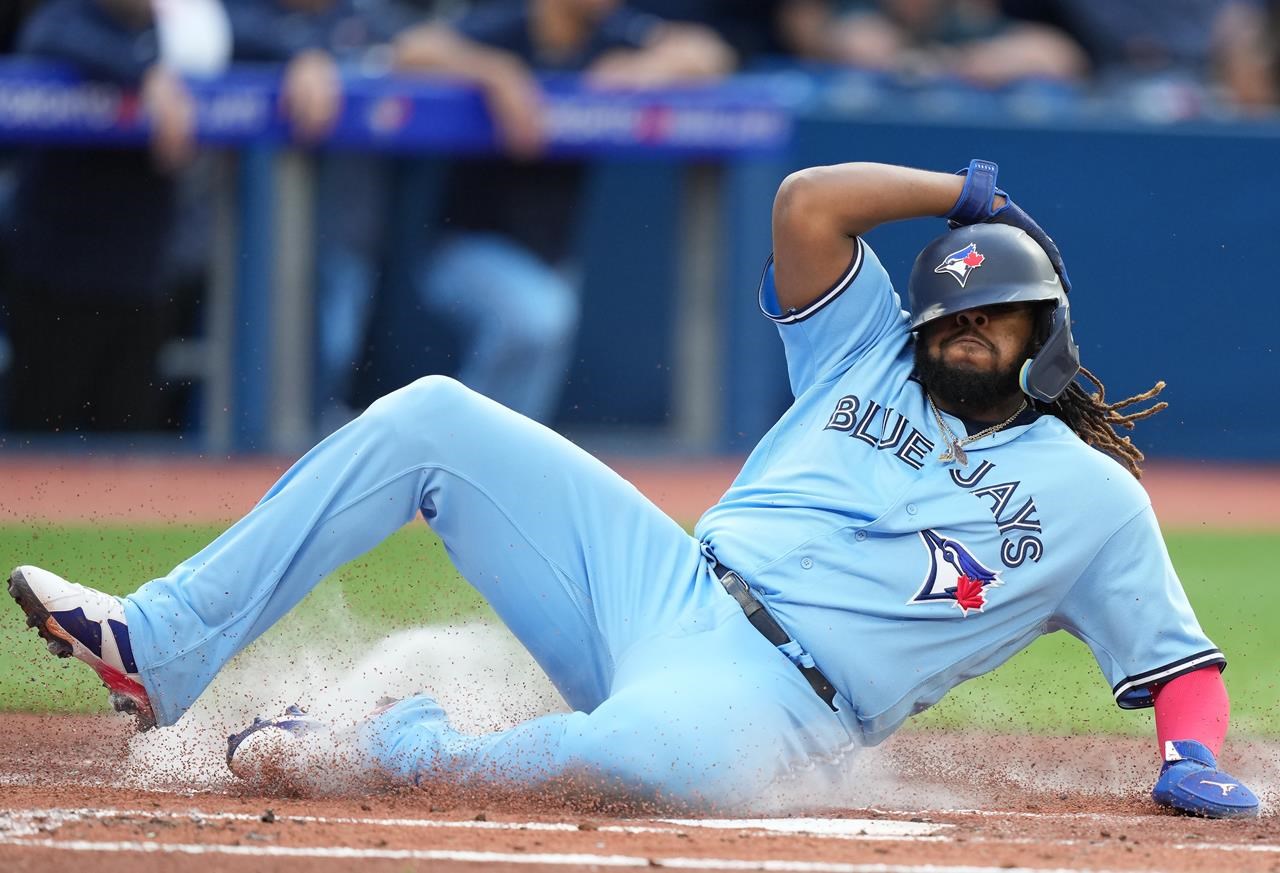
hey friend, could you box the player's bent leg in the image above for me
[363,377,715,709]
[353,611,859,811]
[113,376,701,727]
[366,378,727,701]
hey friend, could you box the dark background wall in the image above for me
[367,116,1280,461]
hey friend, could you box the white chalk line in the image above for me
[869,807,1164,824]
[0,807,946,839]
[2,806,1275,860]
[0,837,1170,873]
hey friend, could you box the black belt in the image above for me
[710,560,838,711]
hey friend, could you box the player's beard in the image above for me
[914,334,1036,418]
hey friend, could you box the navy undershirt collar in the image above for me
[953,404,1041,437]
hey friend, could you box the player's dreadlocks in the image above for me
[1040,367,1167,479]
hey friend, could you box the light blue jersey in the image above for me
[116,237,1220,809]
[697,237,1223,744]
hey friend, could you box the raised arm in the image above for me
[770,163,966,314]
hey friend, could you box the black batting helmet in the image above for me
[907,223,1080,403]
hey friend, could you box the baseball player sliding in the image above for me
[9,159,1258,817]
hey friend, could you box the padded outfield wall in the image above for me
[482,113,1280,461]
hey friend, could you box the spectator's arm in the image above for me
[776,0,829,59]
[140,61,196,169]
[1214,1,1276,111]
[393,22,543,156]
[776,3,905,69]
[280,49,342,142]
[954,23,1089,85]
[587,22,734,86]
[22,0,195,168]
[221,0,347,143]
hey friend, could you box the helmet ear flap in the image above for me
[1032,300,1054,350]
[1020,304,1080,403]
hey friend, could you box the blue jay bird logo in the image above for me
[909,529,1002,616]
[934,243,986,287]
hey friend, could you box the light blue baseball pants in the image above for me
[122,377,857,807]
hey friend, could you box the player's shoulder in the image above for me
[1023,415,1151,510]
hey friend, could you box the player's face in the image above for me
[921,303,1036,374]
[914,303,1038,416]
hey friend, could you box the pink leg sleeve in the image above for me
[1153,666,1230,757]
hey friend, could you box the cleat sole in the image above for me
[8,568,156,731]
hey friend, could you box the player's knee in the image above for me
[361,375,482,433]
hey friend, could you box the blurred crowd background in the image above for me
[0,0,1278,457]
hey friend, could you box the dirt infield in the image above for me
[2,454,1277,871]
[1,714,1278,872]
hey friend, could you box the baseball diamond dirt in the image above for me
[2,456,1278,873]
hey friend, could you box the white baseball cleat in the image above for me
[8,565,155,729]
[224,701,366,793]
[227,699,410,794]
[226,704,330,793]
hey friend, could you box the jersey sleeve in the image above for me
[758,237,910,397]
[1049,505,1226,710]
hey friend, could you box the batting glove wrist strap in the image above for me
[1151,739,1259,819]
[944,158,1073,294]
[943,159,1003,225]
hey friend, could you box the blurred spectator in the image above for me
[1265,0,1280,102]
[390,1,732,423]
[780,0,1088,87]
[625,0,794,67]
[0,1,45,406]
[222,0,421,431]
[1001,0,1271,112]
[0,0,220,432]
[1210,0,1276,110]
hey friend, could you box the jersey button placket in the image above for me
[800,557,813,569]
[854,530,867,542]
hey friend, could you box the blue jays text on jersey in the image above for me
[823,396,1045,569]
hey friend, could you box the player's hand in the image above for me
[944,159,1071,293]
[1152,740,1259,819]
[141,63,196,172]
[984,200,1072,294]
[281,49,342,143]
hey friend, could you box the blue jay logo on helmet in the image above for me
[934,243,986,287]
[909,529,1002,616]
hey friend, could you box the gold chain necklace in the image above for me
[927,394,1027,466]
